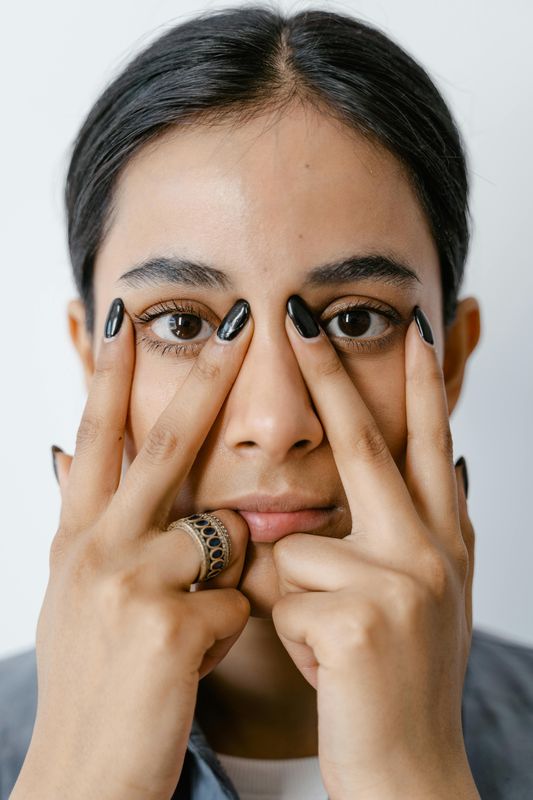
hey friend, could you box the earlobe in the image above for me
[442,296,482,415]
[67,298,96,390]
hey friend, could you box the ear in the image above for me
[442,296,481,415]
[67,298,96,391]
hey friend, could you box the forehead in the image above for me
[94,103,440,293]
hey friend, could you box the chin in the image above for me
[237,543,282,618]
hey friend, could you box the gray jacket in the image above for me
[1,627,532,799]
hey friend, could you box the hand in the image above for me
[272,301,479,800]
[12,299,253,800]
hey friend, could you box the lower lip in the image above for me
[236,508,338,542]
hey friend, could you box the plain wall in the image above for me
[1,0,531,659]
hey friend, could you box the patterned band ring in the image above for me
[166,512,232,582]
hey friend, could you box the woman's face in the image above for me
[79,103,473,617]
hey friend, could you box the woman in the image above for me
[2,5,532,799]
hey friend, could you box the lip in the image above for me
[237,508,339,542]
[223,492,335,514]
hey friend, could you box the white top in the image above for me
[215,751,329,800]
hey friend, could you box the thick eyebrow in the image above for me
[117,257,234,291]
[303,254,421,289]
[117,254,421,291]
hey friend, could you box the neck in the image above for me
[195,617,318,759]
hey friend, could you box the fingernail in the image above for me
[413,306,434,346]
[287,295,321,338]
[51,445,63,483]
[104,297,124,339]
[455,455,469,498]
[217,299,250,341]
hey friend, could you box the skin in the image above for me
[64,101,481,788]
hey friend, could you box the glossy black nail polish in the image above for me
[413,306,434,346]
[217,299,250,341]
[287,295,320,338]
[104,298,124,339]
[455,455,469,498]
[51,444,63,483]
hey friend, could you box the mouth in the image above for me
[236,507,340,542]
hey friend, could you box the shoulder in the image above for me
[0,647,37,800]
[464,627,533,799]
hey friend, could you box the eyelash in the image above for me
[132,298,406,358]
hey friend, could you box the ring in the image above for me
[166,512,232,582]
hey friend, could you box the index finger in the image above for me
[111,299,253,534]
[284,296,416,549]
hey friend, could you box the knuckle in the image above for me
[193,355,221,384]
[143,423,181,464]
[75,414,103,451]
[144,601,186,653]
[434,424,454,459]
[419,547,451,601]
[386,571,426,625]
[316,353,344,380]
[99,564,142,610]
[70,534,109,582]
[352,422,390,465]
[328,601,382,657]
[93,359,116,380]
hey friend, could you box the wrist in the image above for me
[328,753,480,800]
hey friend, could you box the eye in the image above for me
[150,309,213,344]
[321,301,404,352]
[132,300,217,358]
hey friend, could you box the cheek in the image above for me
[341,353,408,467]
[124,356,193,460]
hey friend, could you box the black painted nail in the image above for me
[455,455,469,498]
[217,299,250,341]
[51,444,63,484]
[413,306,434,346]
[287,295,320,338]
[104,298,124,339]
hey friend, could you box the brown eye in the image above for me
[323,307,390,341]
[168,312,203,340]
[150,311,215,344]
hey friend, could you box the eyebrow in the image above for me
[117,254,422,291]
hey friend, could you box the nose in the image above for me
[222,317,324,464]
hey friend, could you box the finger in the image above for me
[272,589,338,655]
[63,298,135,528]
[273,533,384,594]
[284,299,416,548]
[197,628,248,680]
[455,459,475,633]
[185,587,250,678]
[141,509,250,591]
[112,301,253,534]
[51,446,73,496]
[404,308,460,548]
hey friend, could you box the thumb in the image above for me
[51,445,74,497]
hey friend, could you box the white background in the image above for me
[1,0,531,659]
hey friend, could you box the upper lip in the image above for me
[219,493,336,513]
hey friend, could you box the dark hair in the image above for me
[65,3,470,336]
